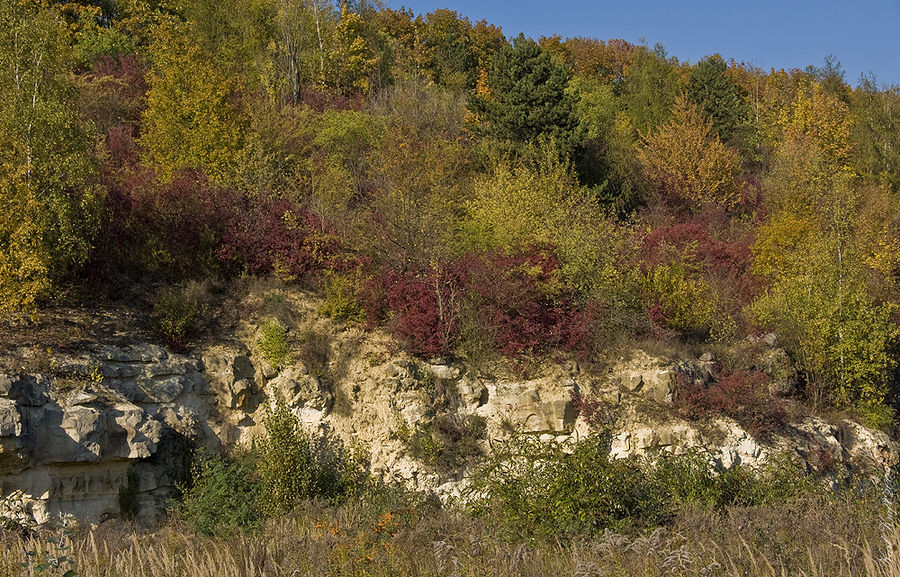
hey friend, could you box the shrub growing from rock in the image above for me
[470,433,815,539]
[149,280,213,351]
[257,398,364,516]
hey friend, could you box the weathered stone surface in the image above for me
[202,347,258,408]
[483,376,577,434]
[458,378,487,409]
[840,420,898,468]
[270,367,333,424]
[0,374,50,406]
[227,379,252,410]
[606,352,681,404]
[129,376,186,403]
[0,320,896,525]
[429,364,460,381]
[95,344,167,363]
[394,389,431,428]
[0,399,22,437]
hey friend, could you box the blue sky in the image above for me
[387,0,900,87]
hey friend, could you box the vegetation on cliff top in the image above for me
[2,0,900,427]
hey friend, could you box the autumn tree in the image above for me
[327,3,385,94]
[466,145,635,306]
[141,22,247,184]
[0,1,105,313]
[364,78,473,271]
[179,0,274,89]
[571,76,643,210]
[555,36,636,84]
[851,75,900,191]
[418,9,477,89]
[752,172,898,415]
[620,44,682,135]
[638,96,741,209]
[752,80,898,418]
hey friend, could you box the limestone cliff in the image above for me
[0,295,896,526]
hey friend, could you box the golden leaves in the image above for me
[638,95,740,208]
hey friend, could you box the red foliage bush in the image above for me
[676,369,787,440]
[638,214,763,329]
[218,196,353,281]
[571,391,615,431]
[81,54,148,146]
[89,168,240,284]
[379,266,466,356]
[369,246,607,359]
[461,248,566,357]
[641,221,751,279]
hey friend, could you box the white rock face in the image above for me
[0,344,212,525]
[1,329,896,526]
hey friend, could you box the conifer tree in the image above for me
[469,34,578,154]
[687,54,750,146]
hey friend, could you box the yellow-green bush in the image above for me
[257,398,363,516]
[258,318,291,371]
[0,2,105,314]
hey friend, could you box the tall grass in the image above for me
[1,497,896,577]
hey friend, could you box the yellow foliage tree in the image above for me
[0,2,104,314]
[141,23,247,184]
[328,4,382,94]
[638,95,741,208]
[752,81,899,416]
[466,145,636,305]
[779,81,853,169]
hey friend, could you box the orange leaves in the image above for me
[638,95,741,209]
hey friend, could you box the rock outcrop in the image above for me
[0,321,896,526]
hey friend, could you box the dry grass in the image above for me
[1,496,897,577]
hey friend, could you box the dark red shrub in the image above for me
[218,196,352,281]
[676,369,786,440]
[641,220,752,279]
[359,245,609,360]
[89,168,240,284]
[106,124,139,166]
[80,54,149,142]
[381,266,466,356]
[460,247,568,358]
[571,391,615,431]
[637,215,763,332]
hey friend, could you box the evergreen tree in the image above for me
[687,54,750,146]
[469,34,578,154]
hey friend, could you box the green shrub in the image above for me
[470,434,818,539]
[855,402,896,431]
[408,414,486,472]
[258,318,291,370]
[178,451,261,536]
[321,272,365,323]
[257,398,364,516]
[149,280,212,350]
[470,434,659,537]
